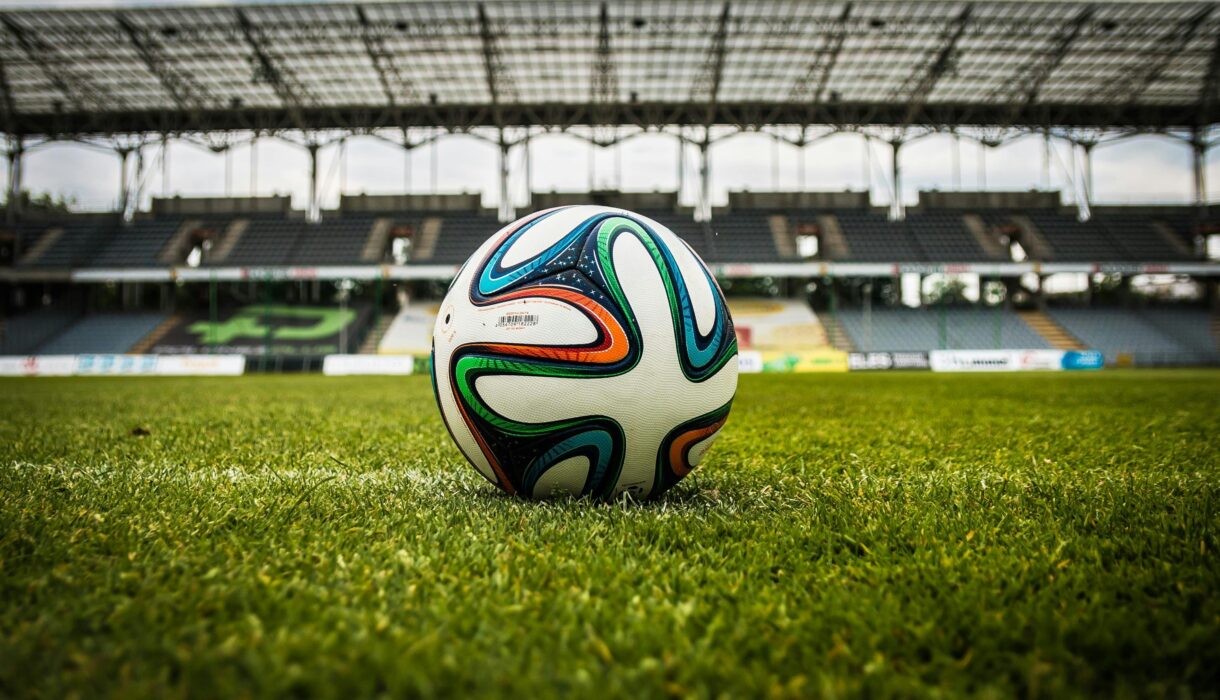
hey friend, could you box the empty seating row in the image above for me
[2,207,1208,267]
[709,211,783,262]
[1048,307,1217,365]
[0,308,80,354]
[37,312,169,354]
[91,219,182,267]
[426,211,501,264]
[20,221,116,268]
[291,216,377,265]
[836,307,1051,352]
[212,216,378,266]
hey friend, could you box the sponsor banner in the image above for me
[737,351,764,374]
[848,351,931,371]
[0,355,77,376]
[152,304,370,356]
[75,354,246,376]
[751,349,849,373]
[0,354,245,376]
[153,355,246,376]
[322,354,415,376]
[1062,350,1105,370]
[931,349,1067,372]
[75,354,160,375]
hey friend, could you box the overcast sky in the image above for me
[12,128,1216,214]
[5,0,1217,214]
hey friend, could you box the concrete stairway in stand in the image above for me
[768,214,796,258]
[1150,221,1196,258]
[1018,309,1085,350]
[1010,216,1053,260]
[411,217,443,262]
[18,227,62,265]
[129,313,184,353]
[208,219,248,263]
[158,220,202,264]
[962,214,1009,259]
[816,215,850,259]
[819,313,857,352]
[358,313,396,354]
[361,218,394,262]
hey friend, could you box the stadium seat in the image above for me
[1046,307,1215,365]
[36,313,169,355]
[0,308,80,355]
[835,306,1051,352]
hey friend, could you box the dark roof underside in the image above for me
[0,0,1217,136]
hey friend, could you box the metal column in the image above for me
[1082,141,1095,208]
[6,136,23,225]
[1192,129,1208,212]
[889,139,904,221]
[676,133,685,202]
[117,147,131,217]
[161,134,170,196]
[250,135,259,196]
[306,142,320,223]
[498,130,513,222]
[523,133,532,211]
[698,138,711,222]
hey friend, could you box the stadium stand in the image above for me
[729,298,828,349]
[1093,215,1193,261]
[424,211,502,264]
[1137,308,1220,357]
[836,307,1052,352]
[1026,211,1123,261]
[0,308,80,355]
[1046,308,1216,365]
[290,216,381,265]
[904,212,1002,262]
[36,313,168,355]
[19,220,116,268]
[90,219,184,267]
[832,209,924,262]
[710,211,787,262]
[377,302,440,356]
[214,216,302,267]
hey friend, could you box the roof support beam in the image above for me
[1102,5,1214,107]
[695,2,732,123]
[0,15,108,112]
[0,49,16,134]
[476,3,511,124]
[116,14,210,113]
[6,100,1209,139]
[235,9,309,132]
[1196,18,1220,126]
[897,4,972,126]
[790,3,851,104]
[993,6,1093,127]
[356,5,414,109]
[591,3,618,119]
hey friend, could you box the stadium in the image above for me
[0,0,1218,696]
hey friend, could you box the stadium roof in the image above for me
[0,0,1218,138]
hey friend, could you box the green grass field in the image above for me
[1,371,1218,698]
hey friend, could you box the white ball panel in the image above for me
[687,429,723,468]
[500,206,599,267]
[531,455,590,498]
[452,296,598,348]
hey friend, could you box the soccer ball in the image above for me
[431,205,738,499]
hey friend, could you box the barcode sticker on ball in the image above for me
[496,313,539,328]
